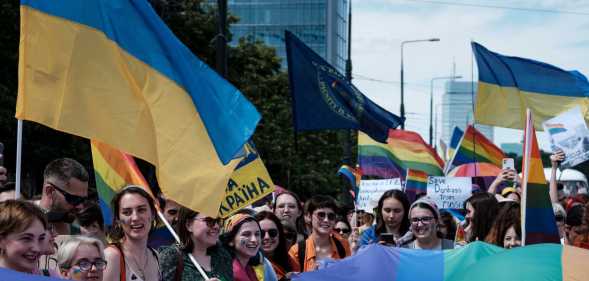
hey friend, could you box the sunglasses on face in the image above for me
[334,227,350,234]
[410,216,435,225]
[261,229,279,238]
[194,217,221,227]
[73,259,108,272]
[315,211,336,221]
[47,182,86,206]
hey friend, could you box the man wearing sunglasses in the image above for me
[288,195,351,272]
[37,158,89,235]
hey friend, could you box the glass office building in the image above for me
[439,81,494,146]
[210,0,349,73]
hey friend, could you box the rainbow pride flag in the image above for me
[521,109,560,245]
[358,132,405,179]
[17,0,260,216]
[404,169,428,203]
[445,125,504,174]
[293,242,589,281]
[337,165,361,200]
[387,130,444,176]
[90,140,154,226]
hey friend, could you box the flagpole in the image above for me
[15,119,23,199]
[156,211,211,280]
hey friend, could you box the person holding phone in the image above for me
[488,158,520,202]
[358,190,411,248]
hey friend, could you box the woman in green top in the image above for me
[159,207,233,281]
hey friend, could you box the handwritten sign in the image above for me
[357,179,402,212]
[426,177,471,209]
[543,106,589,169]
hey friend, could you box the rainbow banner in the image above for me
[445,125,504,174]
[293,242,589,281]
[358,132,405,179]
[404,169,428,203]
[521,109,560,245]
[472,42,589,129]
[17,0,260,216]
[90,140,153,226]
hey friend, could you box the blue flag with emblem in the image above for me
[285,31,404,143]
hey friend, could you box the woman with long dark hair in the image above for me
[255,211,293,281]
[485,202,521,249]
[464,192,499,243]
[358,190,410,247]
[159,206,231,281]
[103,186,161,281]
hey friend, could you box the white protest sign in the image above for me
[356,178,402,212]
[426,177,471,209]
[542,106,589,169]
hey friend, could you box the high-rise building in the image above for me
[213,0,349,73]
[438,81,494,146]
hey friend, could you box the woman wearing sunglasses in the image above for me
[288,195,351,272]
[159,206,231,281]
[57,236,107,281]
[255,211,294,281]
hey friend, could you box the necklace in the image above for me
[126,247,149,280]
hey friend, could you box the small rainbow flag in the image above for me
[337,165,361,200]
[404,169,428,203]
[91,140,155,226]
[521,109,560,245]
[446,125,504,174]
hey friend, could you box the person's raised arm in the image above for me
[549,150,565,203]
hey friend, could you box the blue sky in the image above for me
[351,0,589,150]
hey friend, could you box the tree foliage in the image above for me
[0,0,351,202]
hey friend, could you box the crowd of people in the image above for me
[0,150,587,281]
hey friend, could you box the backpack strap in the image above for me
[297,240,306,272]
[108,244,126,281]
[174,247,184,281]
[332,237,346,259]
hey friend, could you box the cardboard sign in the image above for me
[218,145,274,218]
[426,177,471,209]
[356,178,402,212]
[543,106,589,169]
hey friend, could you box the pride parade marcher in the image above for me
[221,211,277,281]
[255,211,294,281]
[273,192,306,243]
[57,235,107,281]
[464,192,498,242]
[159,206,231,281]
[485,201,521,249]
[288,195,351,272]
[0,200,48,274]
[358,190,411,247]
[103,186,161,281]
[402,197,454,250]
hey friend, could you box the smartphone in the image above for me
[502,158,514,170]
[380,233,396,244]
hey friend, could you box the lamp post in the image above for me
[400,38,439,129]
[430,75,462,145]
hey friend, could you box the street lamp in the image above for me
[430,75,462,145]
[400,38,440,129]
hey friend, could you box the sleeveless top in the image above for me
[108,244,162,281]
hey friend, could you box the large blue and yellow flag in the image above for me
[285,31,404,143]
[472,42,589,129]
[17,0,260,216]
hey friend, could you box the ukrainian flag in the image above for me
[472,42,589,129]
[17,0,260,216]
